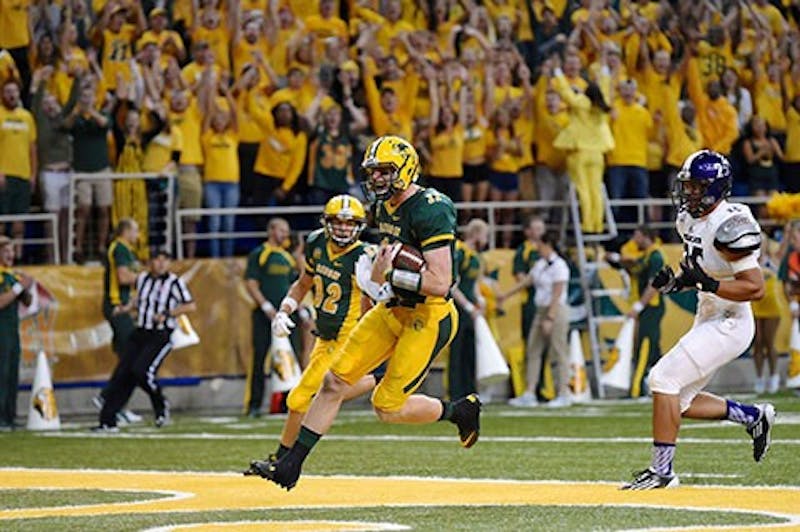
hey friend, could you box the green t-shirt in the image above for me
[0,269,21,348]
[628,244,665,309]
[375,187,457,306]
[454,240,481,305]
[245,242,298,308]
[304,229,370,340]
[310,130,353,193]
[513,240,539,309]
[103,238,137,307]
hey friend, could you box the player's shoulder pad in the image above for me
[714,212,762,252]
[306,228,326,246]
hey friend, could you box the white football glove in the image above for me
[271,310,295,337]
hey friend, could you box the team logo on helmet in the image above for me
[361,136,420,200]
[322,195,367,247]
[674,149,732,218]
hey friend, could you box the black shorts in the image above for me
[463,163,488,185]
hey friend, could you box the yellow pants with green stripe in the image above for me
[286,337,344,413]
[332,300,458,412]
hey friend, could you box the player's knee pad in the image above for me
[285,387,309,413]
[647,356,684,396]
[320,371,348,395]
[370,386,405,415]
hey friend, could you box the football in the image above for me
[391,243,426,272]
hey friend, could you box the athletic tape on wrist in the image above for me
[632,301,644,314]
[281,296,298,314]
[261,301,275,314]
[390,269,422,292]
[11,283,24,296]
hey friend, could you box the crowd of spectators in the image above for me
[1,0,800,262]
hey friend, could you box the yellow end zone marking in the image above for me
[1,469,799,531]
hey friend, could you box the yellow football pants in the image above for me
[332,300,458,412]
[286,337,342,413]
[567,150,605,233]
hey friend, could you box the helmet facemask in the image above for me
[673,170,730,218]
[362,161,403,201]
[323,214,365,247]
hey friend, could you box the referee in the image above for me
[95,250,195,431]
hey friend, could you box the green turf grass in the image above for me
[0,489,163,509]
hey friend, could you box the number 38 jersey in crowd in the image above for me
[676,200,761,321]
[303,228,371,341]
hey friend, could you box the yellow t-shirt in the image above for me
[232,36,269,79]
[237,89,267,144]
[429,125,465,177]
[0,106,36,179]
[0,50,20,86]
[202,129,240,183]
[268,28,294,78]
[304,15,348,42]
[102,25,137,90]
[535,110,569,171]
[193,25,231,73]
[514,115,535,169]
[607,100,653,167]
[463,122,488,164]
[784,106,800,162]
[181,62,222,89]
[754,77,787,132]
[143,128,183,173]
[487,128,519,173]
[250,92,308,191]
[141,29,186,63]
[0,0,31,48]
[169,98,203,166]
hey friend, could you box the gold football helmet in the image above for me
[361,135,420,200]
[322,194,367,247]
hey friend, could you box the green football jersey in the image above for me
[245,242,298,308]
[103,238,138,307]
[454,240,481,305]
[304,229,370,340]
[0,269,21,343]
[375,186,457,306]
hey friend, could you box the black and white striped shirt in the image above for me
[135,272,193,331]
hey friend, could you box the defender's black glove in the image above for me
[652,265,681,294]
[679,255,720,293]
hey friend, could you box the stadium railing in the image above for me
[67,172,176,265]
[175,196,779,255]
[0,212,60,263]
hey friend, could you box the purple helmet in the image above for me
[674,149,732,218]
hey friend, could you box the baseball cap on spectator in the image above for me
[288,62,309,75]
[340,60,359,73]
[110,4,127,17]
[320,96,340,112]
[149,7,167,19]
[137,34,159,51]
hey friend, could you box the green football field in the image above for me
[1,393,799,531]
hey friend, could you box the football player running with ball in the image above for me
[622,150,776,490]
[255,135,481,491]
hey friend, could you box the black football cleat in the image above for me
[260,455,303,491]
[242,459,272,477]
[747,403,776,463]
[450,393,481,448]
[620,468,680,490]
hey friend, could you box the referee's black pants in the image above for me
[100,329,172,427]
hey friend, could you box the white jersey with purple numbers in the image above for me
[675,200,761,323]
